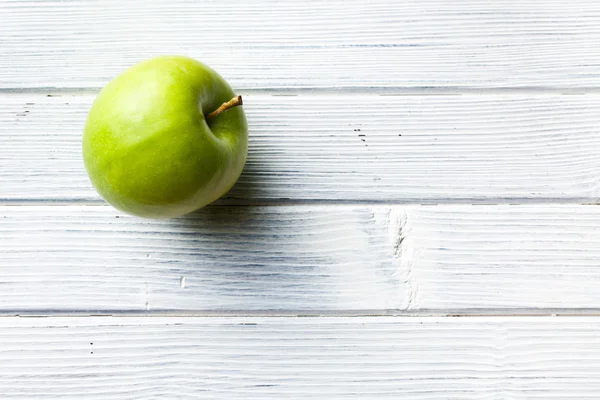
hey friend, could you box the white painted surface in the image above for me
[1,316,600,399]
[3,93,600,203]
[2,0,600,397]
[405,206,600,309]
[2,205,600,312]
[2,1,600,89]
[0,205,402,312]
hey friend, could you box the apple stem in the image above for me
[206,95,243,120]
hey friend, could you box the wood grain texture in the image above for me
[403,206,600,309]
[1,316,600,399]
[2,0,600,89]
[2,93,600,203]
[0,205,403,312]
[3,205,600,312]
[3,1,599,396]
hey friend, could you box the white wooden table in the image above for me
[2,0,600,398]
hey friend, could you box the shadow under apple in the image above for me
[161,146,326,311]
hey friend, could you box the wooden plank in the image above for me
[1,316,600,398]
[0,205,403,312]
[2,0,600,89]
[2,205,600,312]
[2,93,600,203]
[404,205,600,310]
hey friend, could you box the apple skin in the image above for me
[82,56,248,219]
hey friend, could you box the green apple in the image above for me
[82,56,248,219]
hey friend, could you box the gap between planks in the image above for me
[7,309,600,318]
[0,87,599,96]
[1,199,599,206]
